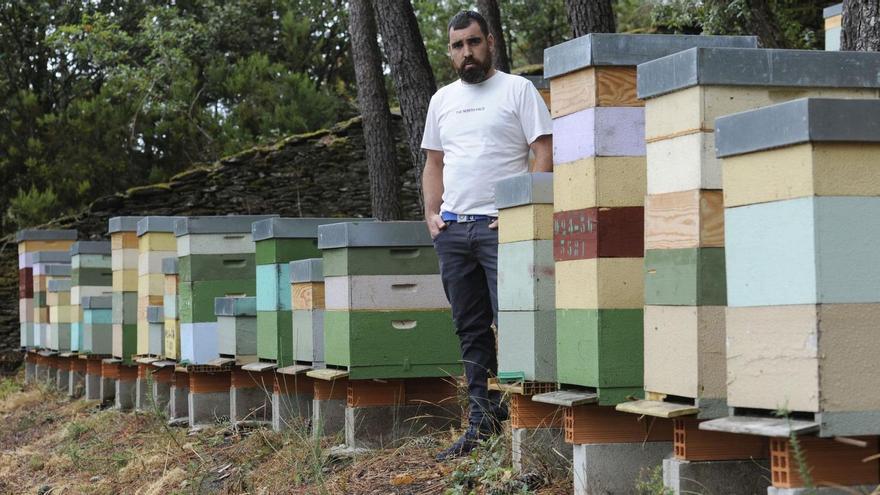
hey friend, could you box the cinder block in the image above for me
[553,207,644,260]
[272,391,313,431]
[324,274,449,311]
[644,248,726,306]
[345,403,458,450]
[115,375,136,411]
[572,442,673,495]
[498,204,554,243]
[555,258,644,309]
[498,240,554,311]
[498,310,557,383]
[553,156,646,211]
[663,457,770,495]
[189,391,230,427]
[643,305,726,402]
[312,398,345,438]
[726,197,880,307]
[511,427,572,474]
[553,107,645,163]
[231,386,272,424]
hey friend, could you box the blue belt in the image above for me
[441,211,496,223]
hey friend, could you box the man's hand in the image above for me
[488,219,498,230]
[426,213,447,239]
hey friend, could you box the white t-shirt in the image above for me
[421,71,552,216]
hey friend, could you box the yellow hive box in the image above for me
[49,305,72,323]
[137,273,165,296]
[723,142,880,208]
[554,156,646,211]
[34,307,50,323]
[644,189,724,250]
[498,204,553,243]
[138,232,177,252]
[47,291,70,307]
[164,319,180,360]
[18,240,75,255]
[70,304,82,323]
[111,231,139,250]
[112,269,138,292]
[555,258,643,309]
[550,66,640,118]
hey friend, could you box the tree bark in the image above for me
[564,0,616,38]
[842,0,880,51]
[349,0,402,220]
[477,0,511,73]
[373,0,437,202]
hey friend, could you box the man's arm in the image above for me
[529,134,553,172]
[423,149,446,238]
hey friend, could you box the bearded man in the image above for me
[421,10,553,460]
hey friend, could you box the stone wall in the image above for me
[0,116,421,355]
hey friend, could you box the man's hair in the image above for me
[448,10,489,37]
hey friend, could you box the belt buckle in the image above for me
[456,214,475,223]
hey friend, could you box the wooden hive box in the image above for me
[251,217,365,368]
[109,216,144,363]
[215,296,257,361]
[136,217,181,357]
[290,258,325,367]
[495,173,557,383]
[32,252,72,351]
[82,296,113,356]
[716,98,880,436]
[318,221,461,380]
[544,34,757,405]
[70,241,112,353]
[47,276,72,351]
[161,257,180,360]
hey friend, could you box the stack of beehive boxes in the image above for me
[711,98,880,489]
[109,217,143,364]
[824,3,842,51]
[16,230,77,353]
[162,257,180,361]
[33,252,72,351]
[69,241,112,354]
[175,215,274,365]
[82,296,113,356]
[636,47,880,416]
[290,258,325,369]
[251,218,358,368]
[136,217,181,359]
[217,296,257,363]
[46,268,72,352]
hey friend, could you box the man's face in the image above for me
[448,21,494,84]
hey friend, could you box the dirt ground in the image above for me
[0,371,571,495]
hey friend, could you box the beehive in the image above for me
[136,217,182,357]
[637,48,880,414]
[162,257,180,360]
[318,221,460,379]
[252,217,363,367]
[544,34,757,405]
[716,98,880,437]
[32,251,73,350]
[824,3,842,51]
[46,274,72,351]
[290,258,324,367]
[216,296,257,360]
[15,230,76,349]
[82,296,113,356]
[69,241,111,353]
[109,217,144,364]
[175,215,276,365]
[495,173,556,382]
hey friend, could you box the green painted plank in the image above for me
[71,268,112,287]
[323,309,461,379]
[178,279,255,323]
[177,253,257,282]
[256,310,293,366]
[322,247,440,276]
[556,308,643,392]
[118,323,138,365]
[256,238,321,265]
[644,248,726,306]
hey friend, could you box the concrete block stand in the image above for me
[573,442,673,495]
[188,370,231,429]
[663,457,770,495]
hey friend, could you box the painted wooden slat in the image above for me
[553,107,645,164]
[256,263,292,312]
[324,274,449,311]
[137,232,177,252]
[498,204,554,243]
[550,66,640,118]
[726,197,880,306]
[110,231,139,250]
[255,238,320,265]
[292,282,325,310]
[256,310,293,366]
[645,190,724,250]
[180,322,219,364]
[723,143,880,208]
[553,156,646,211]
[644,248,726,306]
[643,305,726,401]
[321,247,440,277]
[293,309,324,365]
[555,258,644,309]
[498,240,554,311]
[497,310,557,383]
[553,207,644,260]
[176,233,255,256]
[177,253,256,282]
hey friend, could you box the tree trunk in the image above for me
[564,0,616,38]
[349,0,402,221]
[477,0,511,73]
[373,0,437,203]
[842,0,880,51]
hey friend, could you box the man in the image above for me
[421,10,553,460]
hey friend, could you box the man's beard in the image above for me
[457,56,493,84]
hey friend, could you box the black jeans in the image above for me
[433,219,504,430]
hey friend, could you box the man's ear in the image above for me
[487,33,495,52]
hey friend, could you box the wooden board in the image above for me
[554,156,646,211]
[550,66,640,118]
[555,258,644,309]
[615,399,698,418]
[645,190,724,249]
[532,390,598,407]
[698,416,818,438]
[643,248,726,306]
[553,207,644,260]
[553,107,645,164]
[306,368,349,381]
[137,232,176,252]
[498,204,554,243]
[111,231,139,250]
[292,282,325,310]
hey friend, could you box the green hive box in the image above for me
[555,308,644,405]
[644,247,726,306]
[252,217,366,367]
[178,279,255,323]
[318,221,461,379]
[177,253,257,282]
